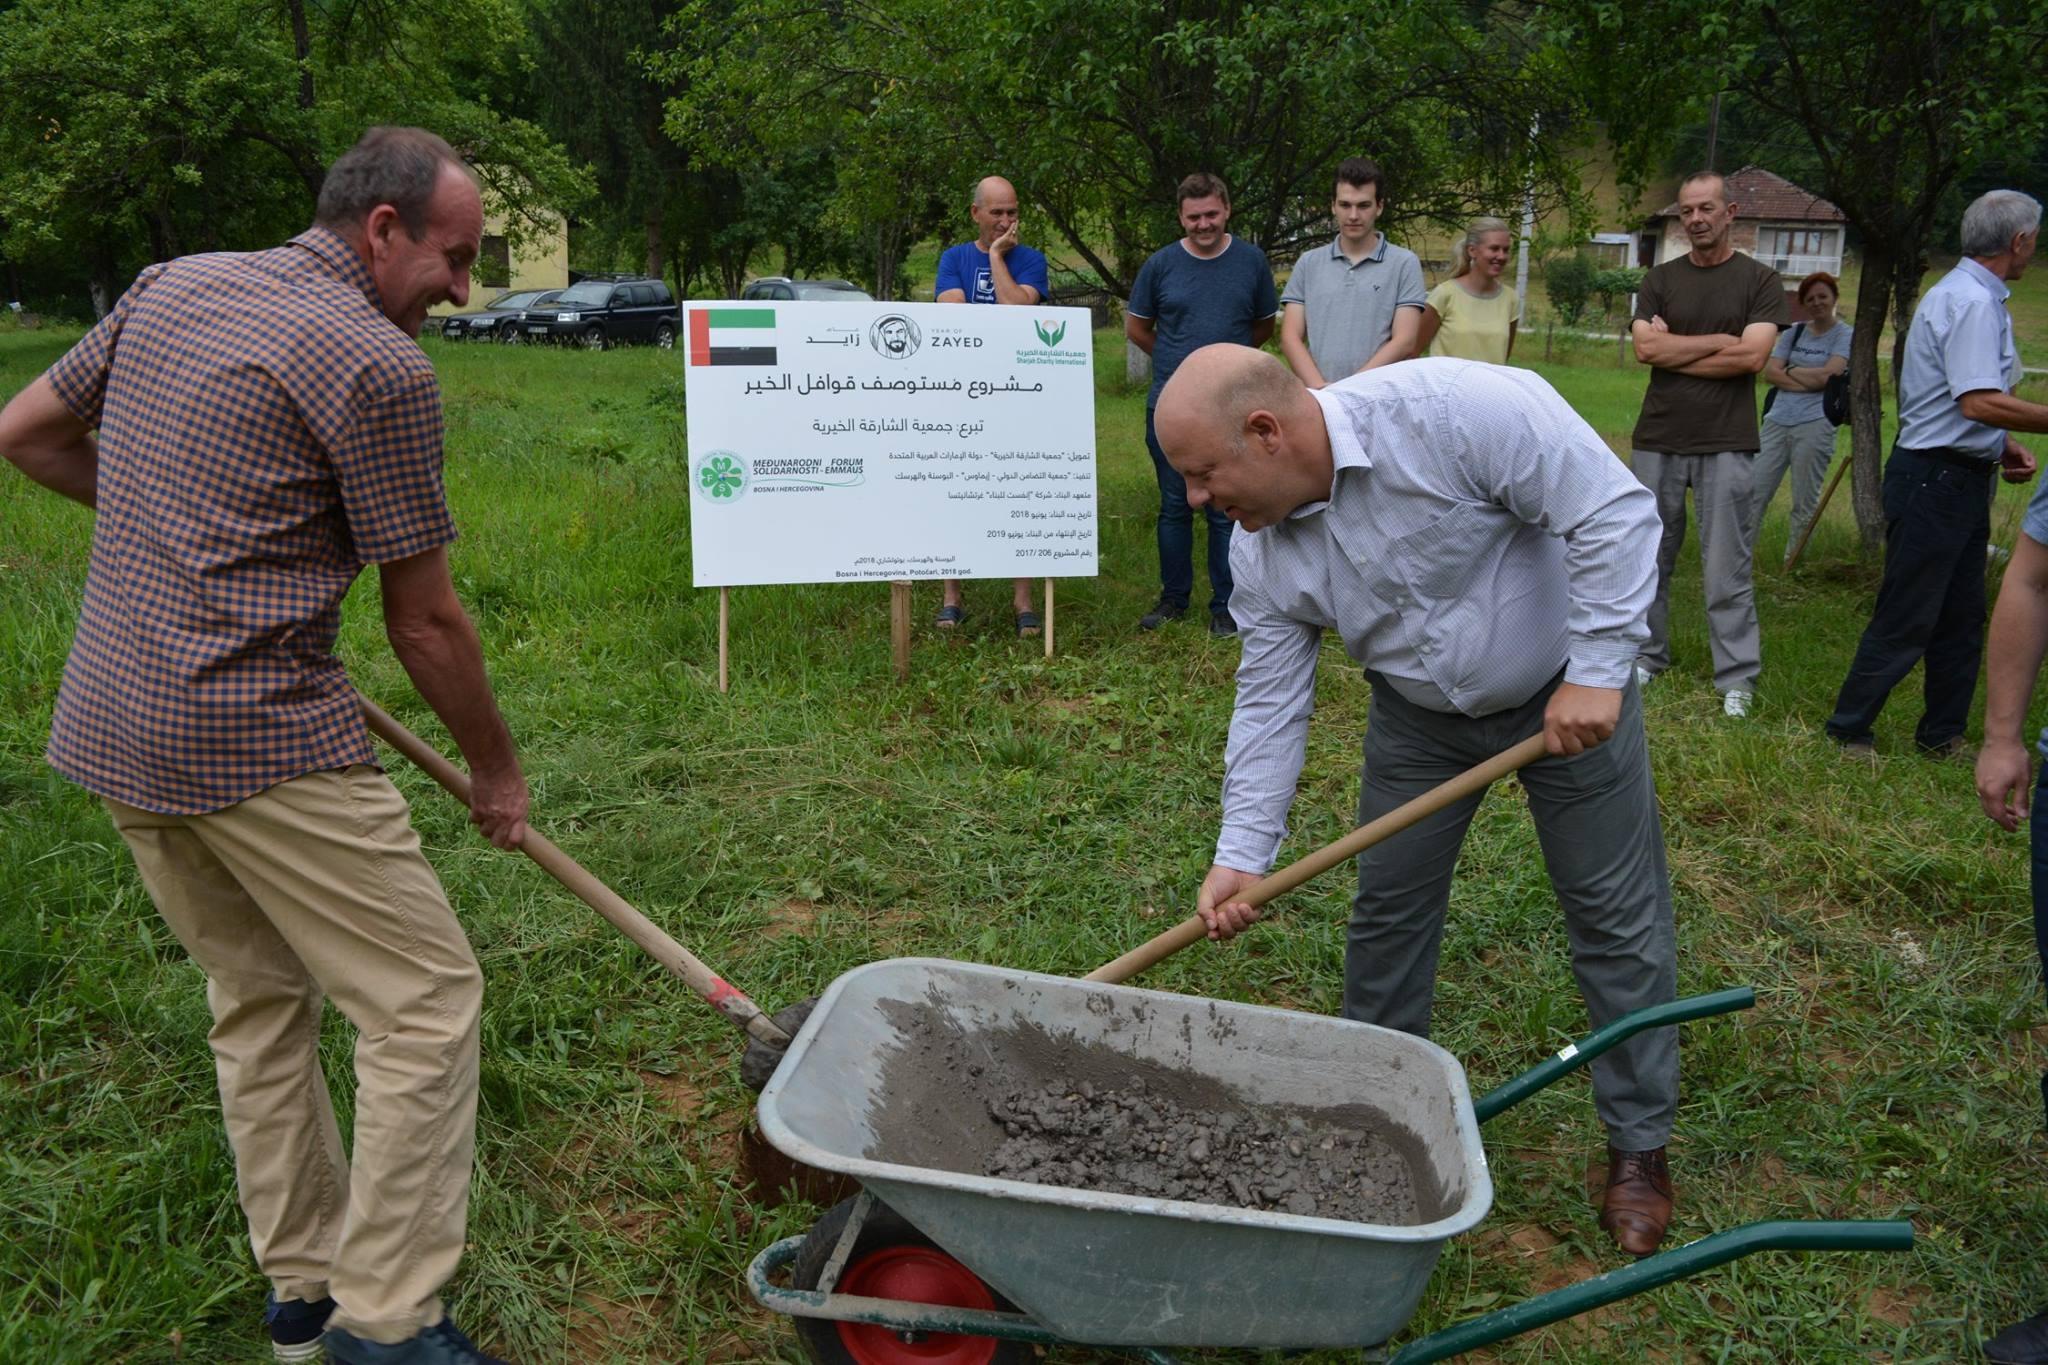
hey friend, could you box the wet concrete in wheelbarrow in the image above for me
[864,1000,1436,1226]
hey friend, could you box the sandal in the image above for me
[934,604,965,629]
[1015,610,1042,638]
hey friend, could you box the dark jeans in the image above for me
[1145,406,1233,613]
[1826,446,1993,749]
[2034,766,2048,1127]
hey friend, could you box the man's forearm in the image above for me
[1125,317,1155,355]
[1671,350,1769,379]
[388,610,520,779]
[0,377,99,507]
[988,253,1035,305]
[6,435,98,506]
[1278,333,1325,387]
[1959,390,2048,435]
[1984,566,2048,742]
[1635,329,1739,368]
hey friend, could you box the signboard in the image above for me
[683,301,1098,588]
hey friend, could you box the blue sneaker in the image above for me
[324,1316,507,1364]
[266,1294,336,1363]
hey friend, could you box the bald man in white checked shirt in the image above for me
[1153,343,1682,1256]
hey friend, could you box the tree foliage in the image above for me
[1545,0,2048,550]
[0,0,590,315]
[660,0,1596,298]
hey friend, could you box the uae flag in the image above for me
[690,308,776,366]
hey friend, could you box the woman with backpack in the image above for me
[1753,271,1852,564]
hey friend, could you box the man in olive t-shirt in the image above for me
[1629,171,1788,717]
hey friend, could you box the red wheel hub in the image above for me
[834,1244,1003,1364]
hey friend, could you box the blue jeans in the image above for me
[1145,406,1233,613]
[1826,447,1992,748]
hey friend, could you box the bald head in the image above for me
[969,176,1021,247]
[1154,345,1333,532]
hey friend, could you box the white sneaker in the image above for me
[1722,689,1752,718]
[1634,664,1654,688]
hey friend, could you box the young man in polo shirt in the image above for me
[0,127,522,1365]
[1125,171,1280,637]
[1278,157,1428,387]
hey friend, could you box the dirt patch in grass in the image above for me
[765,899,818,937]
[638,1068,706,1118]
[1864,1283,1930,1329]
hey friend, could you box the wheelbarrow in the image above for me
[746,958,1911,1363]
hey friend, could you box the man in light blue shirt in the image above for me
[1154,342,1683,1257]
[1828,190,2044,756]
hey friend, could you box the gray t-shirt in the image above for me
[1279,236,1427,381]
[1765,320,1853,426]
[1127,236,1280,406]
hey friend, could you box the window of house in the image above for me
[1763,227,1838,263]
[478,235,511,289]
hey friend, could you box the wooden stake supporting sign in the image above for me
[718,587,730,694]
[1044,577,1055,660]
[890,581,912,682]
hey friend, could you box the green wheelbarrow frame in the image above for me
[746,987,1914,1362]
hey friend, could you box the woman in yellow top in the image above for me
[1417,217,1518,364]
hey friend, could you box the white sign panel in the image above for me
[683,301,1097,587]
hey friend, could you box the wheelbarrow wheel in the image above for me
[790,1195,1032,1365]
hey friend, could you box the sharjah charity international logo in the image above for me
[1034,319,1067,347]
[694,450,749,503]
[868,314,922,359]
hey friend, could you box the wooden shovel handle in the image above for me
[1084,732,1551,985]
[357,695,790,1047]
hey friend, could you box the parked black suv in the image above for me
[439,288,562,342]
[521,274,680,349]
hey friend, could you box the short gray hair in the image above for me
[1960,189,2043,257]
[315,126,467,239]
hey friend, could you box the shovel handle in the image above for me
[1085,732,1551,985]
[358,696,790,1047]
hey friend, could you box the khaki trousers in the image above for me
[105,766,482,1345]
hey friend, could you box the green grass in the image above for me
[4,324,2048,1363]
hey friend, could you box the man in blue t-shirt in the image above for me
[1125,171,1280,636]
[932,175,1052,636]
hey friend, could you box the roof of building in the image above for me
[1655,165,1845,222]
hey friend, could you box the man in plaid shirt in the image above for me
[0,127,524,1365]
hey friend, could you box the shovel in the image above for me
[1086,732,1551,983]
[357,696,848,1202]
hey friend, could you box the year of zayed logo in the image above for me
[1034,319,1067,347]
[694,450,749,504]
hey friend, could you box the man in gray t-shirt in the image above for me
[1279,157,1426,386]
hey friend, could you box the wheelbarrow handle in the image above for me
[1387,1218,1914,1363]
[357,695,790,1048]
[1472,987,1755,1124]
[1085,733,1551,985]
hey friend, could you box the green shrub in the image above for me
[1544,253,1598,327]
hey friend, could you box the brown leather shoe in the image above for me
[1599,1145,1672,1257]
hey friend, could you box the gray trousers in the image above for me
[1751,418,1838,561]
[1346,671,1678,1151]
[1633,449,1761,693]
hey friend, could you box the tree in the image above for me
[0,0,590,316]
[659,0,1592,298]
[1548,0,2048,550]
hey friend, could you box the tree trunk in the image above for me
[286,0,315,110]
[1846,242,1895,553]
[1889,242,1925,395]
[643,209,665,280]
[874,220,904,302]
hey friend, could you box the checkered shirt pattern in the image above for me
[43,228,457,814]
[1215,359,1660,873]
